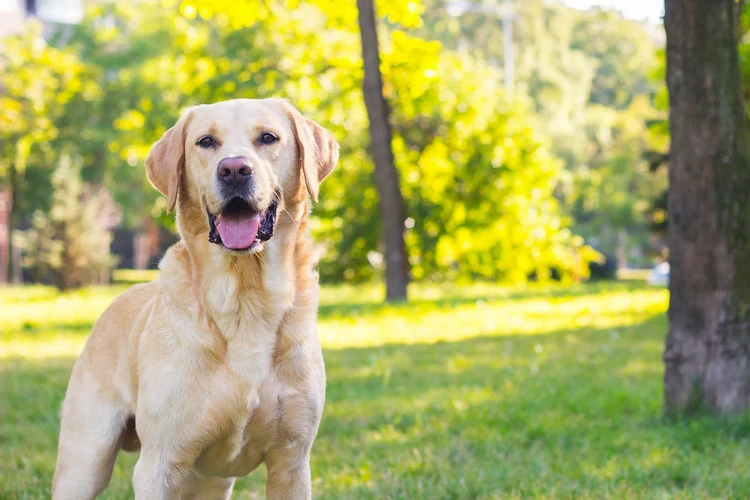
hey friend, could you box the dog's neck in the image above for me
[160,198,316,338]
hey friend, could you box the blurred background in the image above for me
[0,0,668,290]
[11,1,750,499]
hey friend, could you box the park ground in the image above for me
[2,279,750,499]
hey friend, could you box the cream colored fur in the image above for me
[52,99,338,500]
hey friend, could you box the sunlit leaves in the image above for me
[417,0,663,263]
[0,23,91,144]
[4,0,594,282]
[378,0,424,28]
[0,19,96,214]
[179,0,271,28]
[286,0,423,30]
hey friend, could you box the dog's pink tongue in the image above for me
[216,212,260,249]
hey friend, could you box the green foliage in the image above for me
[387,41,591,282]
[5,282,750,497]
[0,21,96,216]
[307,24,597,282]
[19,155,117,290]
[643,48,669,238]
[4,0,638,284]
[523,7,664,263]
[419,0,665,264]
[47,0,595,283]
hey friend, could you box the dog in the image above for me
[52,98,338,500]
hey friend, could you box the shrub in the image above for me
[19,155,119,290]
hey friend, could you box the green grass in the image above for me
[2,280,750,498]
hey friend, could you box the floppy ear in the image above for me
[284,103,339,202]
[145,110,193,212]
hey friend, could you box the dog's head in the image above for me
[146,99,338,254]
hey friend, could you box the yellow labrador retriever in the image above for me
[52,98,338,500]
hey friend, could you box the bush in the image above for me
[19,155,119,290]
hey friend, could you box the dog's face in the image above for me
[145,99,338,254]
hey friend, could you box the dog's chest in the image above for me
[190,340,324,479]
[207,289,289,385]
[191,368,285,478]
[190,312,287,476]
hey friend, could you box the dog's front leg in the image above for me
[264,446,312,500]
[133,447,190,500]
[131,385,196,499]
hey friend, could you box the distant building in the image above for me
[0,0,84,38]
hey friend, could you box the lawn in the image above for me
[2,280,750,499]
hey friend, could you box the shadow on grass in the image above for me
[19,322,93,335]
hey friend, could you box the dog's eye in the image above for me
[260,133,278,145]
[197,136,215,148]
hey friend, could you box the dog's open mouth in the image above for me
[207,198,278,251]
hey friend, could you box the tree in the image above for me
[418,0,662,266]
[6,0,596,289]
[20,154,118,290]
[663,0,750,414]
[0,22,92,284]
[356,0,410,301]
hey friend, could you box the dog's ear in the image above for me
[284,103,339,202]
[146,110,193,212]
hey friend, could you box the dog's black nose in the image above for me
[217,156,253,185]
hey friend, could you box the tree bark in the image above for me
[0,186,10,285]
[356,0,409,301]
[664,0,750,414]
[1,163,19,285]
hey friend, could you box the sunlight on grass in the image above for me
[8,281,750,499]
[0,286,130,359]
[0,281,668,359]
[1,335,89,360]
[319,286,666,349]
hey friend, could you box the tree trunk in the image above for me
[664,0,750,414]
[0,186,10,285]
[356,0,409,301]
[2,163,20,285]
